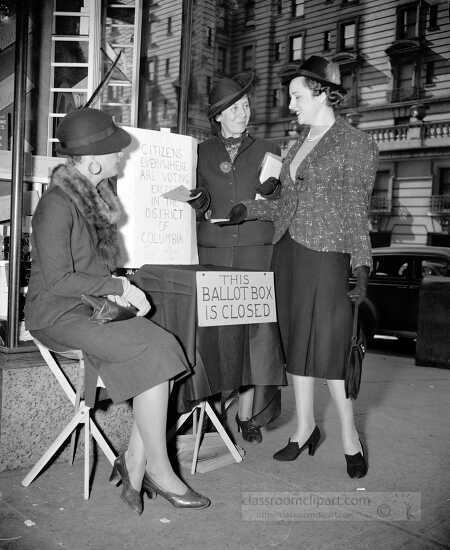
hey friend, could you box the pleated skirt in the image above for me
[271,232,352,380]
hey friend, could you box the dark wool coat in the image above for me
[25,164,189,405]
[195,134,286,426]
[196,134,281,251]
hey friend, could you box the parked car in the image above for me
[350,246,450,340]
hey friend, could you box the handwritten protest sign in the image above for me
[196,271,277,327]
[116,127,198,267]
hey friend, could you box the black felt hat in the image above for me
[208,72,255,119]
[279,55,347,94]
[56,108,131,156]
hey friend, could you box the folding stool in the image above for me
[21,338,116,499]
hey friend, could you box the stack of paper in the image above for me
[259,152,282,183]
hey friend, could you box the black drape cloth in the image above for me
[132,265,286,418]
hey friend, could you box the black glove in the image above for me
[217,203,248,226]
[348,266,369,304]
[258,177,281,198]
[187,188,211,212]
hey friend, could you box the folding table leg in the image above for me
[204,402,243,463]
[191,403,206,474]
[83,406,90,500]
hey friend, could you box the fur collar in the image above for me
[50,163,123,269]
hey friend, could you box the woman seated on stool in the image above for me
[24,108,210,514]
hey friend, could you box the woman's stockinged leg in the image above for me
[291,374,316,442]
[132,381,188,495]
[327,379,362,455]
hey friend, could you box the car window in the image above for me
[421,258,450,277]
[372,255,411,280]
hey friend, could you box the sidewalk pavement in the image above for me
[1,349,449,550]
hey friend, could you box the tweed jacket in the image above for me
[197,134,281,248]
[244,117,378,268]
[25,169,123,331]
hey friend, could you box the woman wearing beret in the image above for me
[228,56,378,477]
[25,108,210,513]
[188,73,286,444]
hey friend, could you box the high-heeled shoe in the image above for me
[236,414,262,444]
[273,426,321,461]
[345,441,367,478]
[142,472,211,509]
[109,453,144,515]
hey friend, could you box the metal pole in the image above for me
[7,0,29,349]
[177,0,193,135]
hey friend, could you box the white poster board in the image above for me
[196,271,277,327]
[116,127,199,267]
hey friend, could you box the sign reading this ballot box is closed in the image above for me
[196,271,277,327]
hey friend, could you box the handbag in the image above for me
[345,302,366,400]
[81,294,137,324]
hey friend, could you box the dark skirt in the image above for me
[198,244,286,426]
[271,232,352,380]
[31,310,191,407]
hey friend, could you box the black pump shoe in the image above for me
[273,426,321,461]
[142,473,211,509]
[345,441,368,478]
[236,414,262,444]
[109,453,145,515]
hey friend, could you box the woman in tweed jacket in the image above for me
[228,56,378,478]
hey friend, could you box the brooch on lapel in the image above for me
[219,161,232,174]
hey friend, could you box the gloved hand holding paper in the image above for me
[161,185,202,203]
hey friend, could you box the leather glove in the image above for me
[118,276,151,317]
[187,188,211,212]
[258,177,281,199]
[348,266,369,305]
[218,203,248,226]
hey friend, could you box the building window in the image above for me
[292,0,304,17]
[272,88,282,107]
[323,30,331,51]
[217,46,227,74]
[167,17,172,35]
[207,27,213,47]
[163,99,168,118]
[148,57,157,82]
[428,4,439,30]
[165,58,170,77]
[274,42,281,62]
[396,3,419,40]
[245,0,255,24]
[438,168,450,195]
[277,0,282,14]
[217,1,228,32]
[242,45,254,71]
[371,170,392,212]
[289,35,303,61]
[394,62,417,101]
[206,76,211,95]
[425,61,434,85]
[337,21,356,51]
[339,65,358,107]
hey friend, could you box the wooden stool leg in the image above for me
[69,367,83,464]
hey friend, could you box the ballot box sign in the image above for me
[196,271,277,327]
[116,127,199,267]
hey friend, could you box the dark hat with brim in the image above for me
[279,55,347,94]
[208,71,255,119]
[56,108,131,156]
